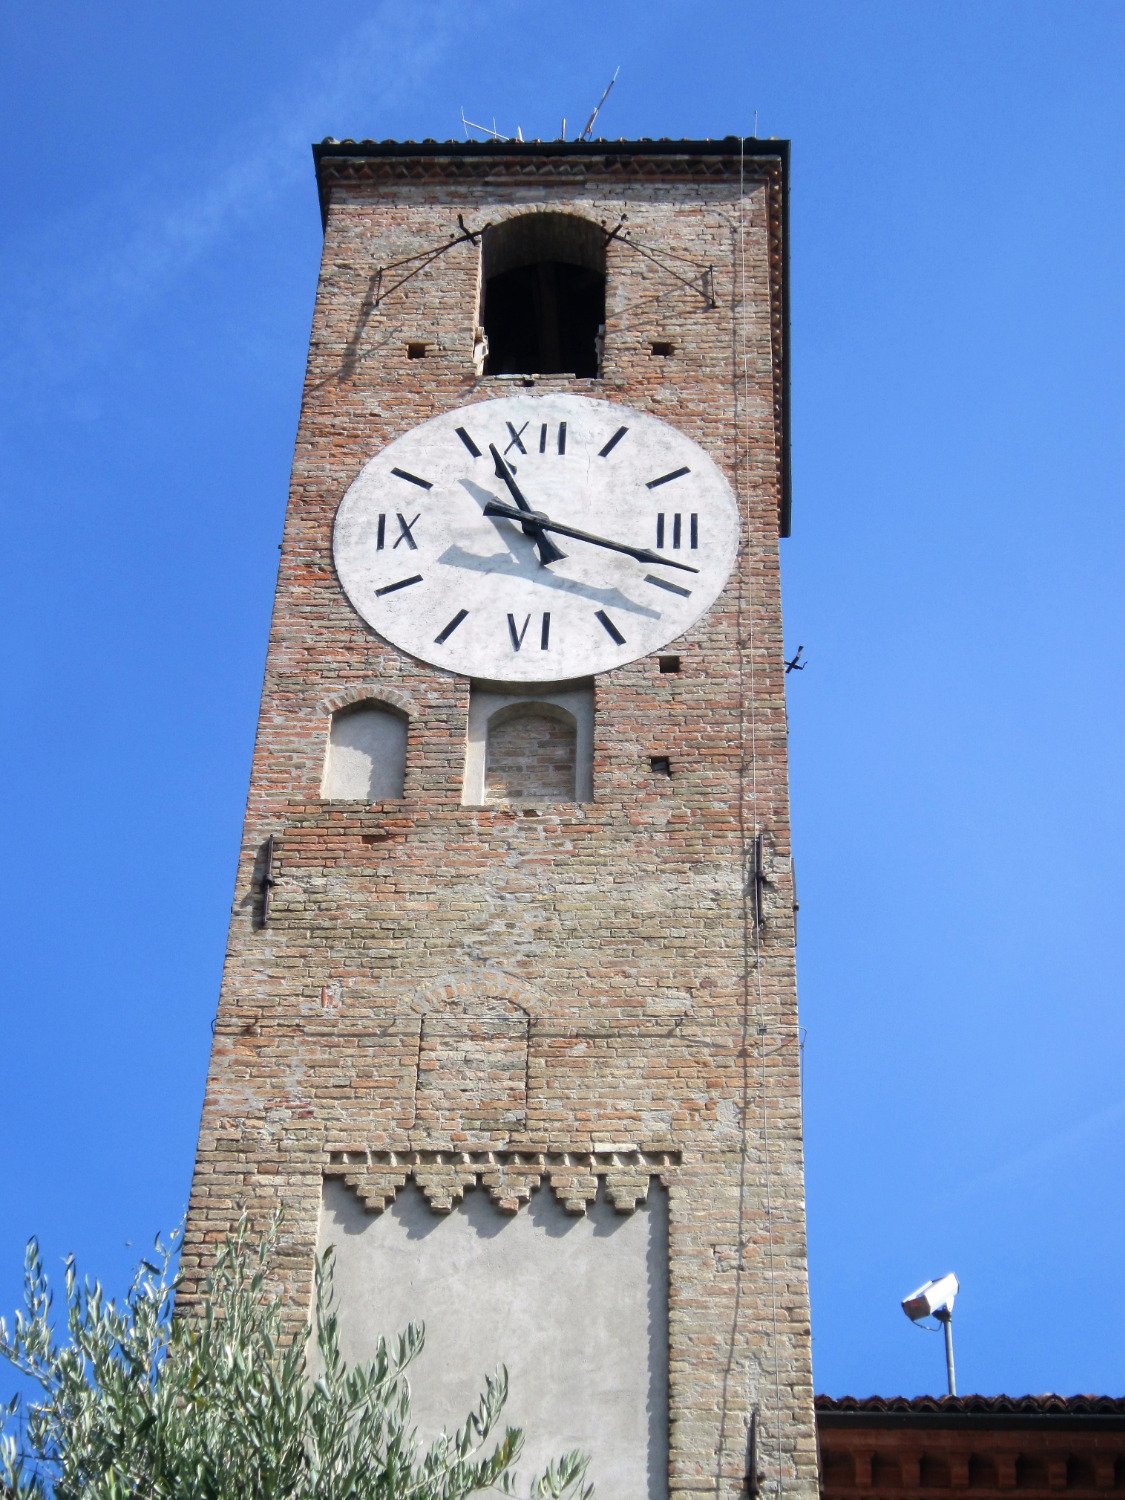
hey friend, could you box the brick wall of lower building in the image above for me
[816,1395,1125,1499]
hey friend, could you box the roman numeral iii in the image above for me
[656,513,698,550]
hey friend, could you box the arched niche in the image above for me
[484,702,578,804]
[321,700,408,801]
[462,683,593,806]
[414,992,529,1135]
[480,212,606,377]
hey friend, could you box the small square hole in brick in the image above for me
[407,342,427,359]
[650,755,672,777]
[659,655,681,674]
[650,340,675,357]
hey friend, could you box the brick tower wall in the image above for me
[180,140,816,1500]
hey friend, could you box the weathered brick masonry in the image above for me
[182,137,817,1499]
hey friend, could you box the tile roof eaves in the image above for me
[815,1393,1125,1419]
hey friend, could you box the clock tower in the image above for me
[182,136,816,1500]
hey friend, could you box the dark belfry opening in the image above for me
[481,213,606,377]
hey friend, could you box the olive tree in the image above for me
[0,1220,591,1500]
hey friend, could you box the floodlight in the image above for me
[901,1272,959,1323]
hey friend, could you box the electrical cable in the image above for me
[716,133,790,1500]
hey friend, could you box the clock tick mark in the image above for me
[599,425,629,458]
[644,574,692,598]
[376,574,423,596]
[646,466,691,489]
[455,427,482,458]
[434,609,469,644]
[595,609,626,645]
[392,467,433,490]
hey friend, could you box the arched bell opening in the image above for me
[480,212,606,377]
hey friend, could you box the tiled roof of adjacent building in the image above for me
[817,1394,1125,1418]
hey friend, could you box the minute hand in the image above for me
[482,498,699,574]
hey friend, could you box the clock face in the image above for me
[332,394,739,682]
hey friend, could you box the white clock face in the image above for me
[332,394,739,682]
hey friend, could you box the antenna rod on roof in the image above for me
[460,110,509,141]
[578,66,620,140]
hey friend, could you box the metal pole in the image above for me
[936,1309,956,1396]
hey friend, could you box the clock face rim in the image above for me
[331,393,740,682]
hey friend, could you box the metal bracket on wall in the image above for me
[259,834,277,929]
[611,224,718,308]
[337,216,491,380]
[369,217,489,309]
[744,1407,763,1497]
[751,831,769,931]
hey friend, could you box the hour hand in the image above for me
[486,444,566,566]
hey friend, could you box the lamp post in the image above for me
[902,1273,960,1397]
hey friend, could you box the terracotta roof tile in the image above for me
[816,1394,1125,1416]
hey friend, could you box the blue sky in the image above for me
[1,1,1122,1403]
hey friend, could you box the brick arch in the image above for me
[480,210,606,377]
[320,683,417,719]
[321,697,409,800]
[1067,1454,1097,1487]
[1015,1454,1049,1488]
[820,1448,855,1488]
[412,986,532,1139]
[968,1453,998,1487]
[409,974,546,1019]
[919,1452,951,1486]
[871,1454,901,1488]
[483,209,606,278]
[484,701,578,804]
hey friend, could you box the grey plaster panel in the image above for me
[322,703,408,799]
[319,1177,669,1499]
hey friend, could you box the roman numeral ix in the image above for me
[376,512,421,550]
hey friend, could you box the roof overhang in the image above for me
[815,1394,1125,1434]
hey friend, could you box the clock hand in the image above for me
[481,498,700,574]
[486,444,567,566]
